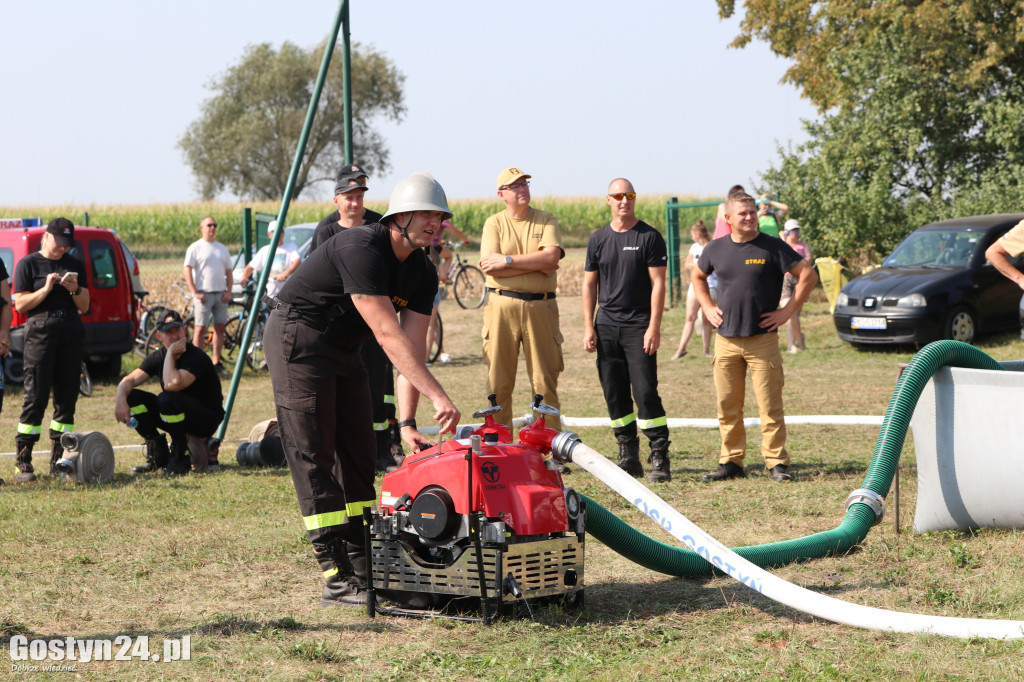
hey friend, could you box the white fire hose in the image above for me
[551,433,1024,640]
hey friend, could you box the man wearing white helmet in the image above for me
[263,171,461,607]
[309,163,399,474]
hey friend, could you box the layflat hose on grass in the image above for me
[583,340,1004,577]
[568,440,1024,639]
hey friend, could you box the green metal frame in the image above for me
[216,0,353,443]
[664,198,720,308]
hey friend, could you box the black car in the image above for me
[833,214,1024,346]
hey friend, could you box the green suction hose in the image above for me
[583,340,1004,577]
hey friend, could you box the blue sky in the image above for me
[1,1,818,205]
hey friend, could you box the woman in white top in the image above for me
[671,220,716,359]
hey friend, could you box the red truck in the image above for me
[0,218,141,383]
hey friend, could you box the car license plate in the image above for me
[851,316,887,330]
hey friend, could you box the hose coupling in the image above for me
[550,431,581,463]
[846,488,886,525]
[60,432,80,452]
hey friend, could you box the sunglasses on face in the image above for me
[608,192,636,201]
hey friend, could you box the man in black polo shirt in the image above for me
[692,192,818,483]
[115,311,225,475]
[583,178,671,482]
[265,170,461,607]
[309,163,384,250]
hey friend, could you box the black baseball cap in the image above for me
[157,310,185,333]
[46,217,75,247]
[334,164,368,194]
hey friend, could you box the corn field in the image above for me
[1,194,718,255]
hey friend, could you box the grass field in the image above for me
[3,250,1024,679]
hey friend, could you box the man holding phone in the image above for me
[12,218,89,482]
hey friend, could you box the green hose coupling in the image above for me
[846,488,886,526]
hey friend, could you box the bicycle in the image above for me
[221,283,269,371]
[444,242,486,309]
[135,281,195,358]
[137,281,236,362]
[427,309,443,365]
[79,361,92,397]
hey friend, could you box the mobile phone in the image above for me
[61,272,78,282]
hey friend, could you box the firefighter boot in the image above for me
[615,435,644,477]
[163,437,191,476]
[49,438,65,476]
[315,539,368,607]
[647,439,672,483]
[132,435,170,475]
[14,441,35,483]
[375,430,399,474]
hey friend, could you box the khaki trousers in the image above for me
[481,295,563,431]
[712,332,789,469]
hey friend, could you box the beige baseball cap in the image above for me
[496,167,531,189]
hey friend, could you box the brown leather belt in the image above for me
[487,288,556,301]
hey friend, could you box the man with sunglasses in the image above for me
[583,179,671,482]
[480,167,565,437]
[183,216,232,374]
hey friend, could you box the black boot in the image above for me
[163,437,191,475]
[14,441,35,483]
[647,439,672,483]
[615,435,644,477]
[133,435,170,475]
[314,539,368,606]
[375,430,399,474]
[49,438,64,476]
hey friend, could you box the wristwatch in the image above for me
[504,255,513,265]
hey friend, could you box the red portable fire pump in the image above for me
[363,395,585,622]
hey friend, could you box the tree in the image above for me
[179,41,405,201]
[718,1,1024,260]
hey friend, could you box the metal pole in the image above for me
[216,0,348,442]
[342,0,353,164]
[241,208,252,266]
[665,198,678,308]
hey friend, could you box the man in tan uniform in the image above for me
[479,167,565,431]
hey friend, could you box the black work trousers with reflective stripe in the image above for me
[595,324,669,442]
[126,388,223,442]
[18,314,84,445]
[264,310,376,550]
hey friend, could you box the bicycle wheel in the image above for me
[135,304,173,358]
[79,362,93,397]
[453,264,486,309]
[244,315,268,371]
[141,327,162,357]
[222,313,242,363]
[185,316,198,348]
[428,312,443,364]
[142,304,172,337]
